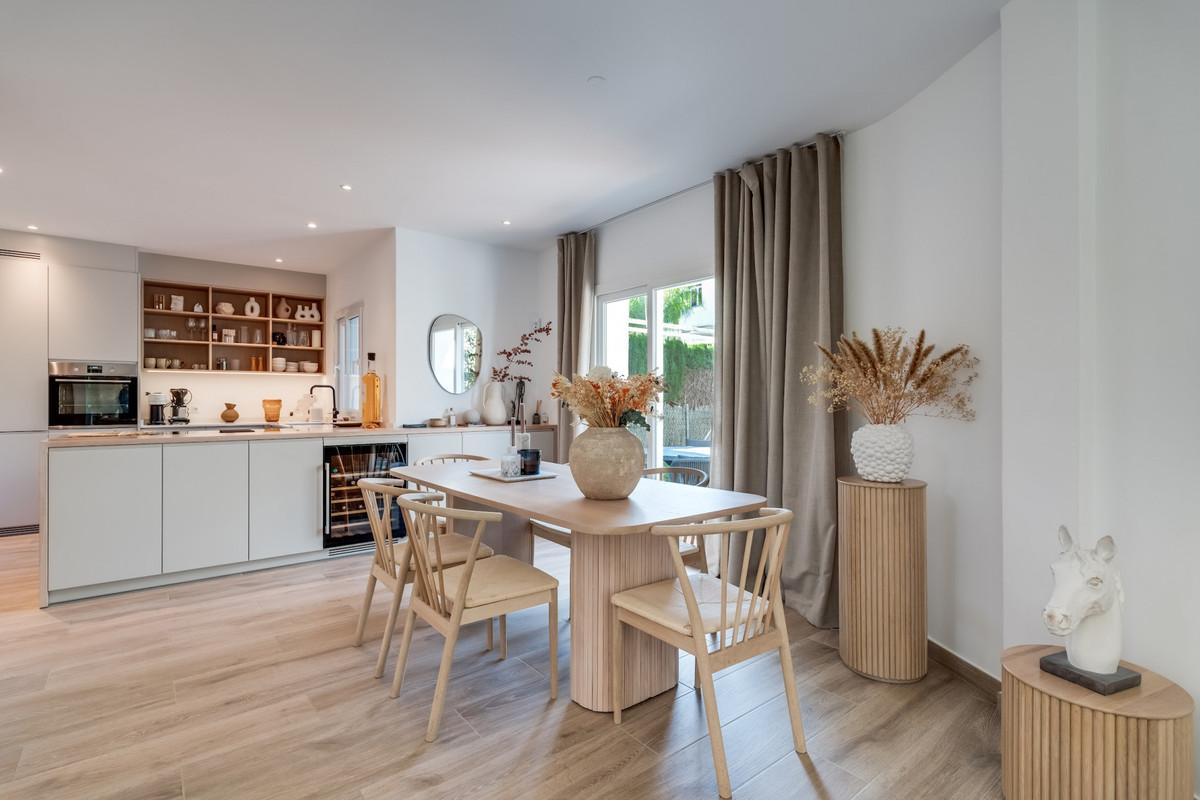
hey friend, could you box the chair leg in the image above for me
[548,589,558,700]
[374,583,403,678]
[611,610,623,724]
[485,617,493,651]
[388,605,417,698]
[499,614,507,659]
[776,626,807,753]
[696,651,732,799]
[424,623,461,742]
[353,572,377,646]
[693,657,701,690]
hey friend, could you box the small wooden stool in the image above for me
[1002,644,1195,799]
[837,476,927,683]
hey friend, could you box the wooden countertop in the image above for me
[44,423,557,448]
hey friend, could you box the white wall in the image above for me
[594,184,713,296]
[326,230,397,425]
[1002,0,1200,785]
[394,229,554,424]
[139,252,328,424]
[843,33,1002,676]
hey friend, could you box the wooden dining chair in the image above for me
[412,453,490,466]
[641,466,710,572]
[390,493,559,742]
[609,508,805,799]
[353,479,495,679]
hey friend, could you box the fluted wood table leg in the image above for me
[570,531,678,712]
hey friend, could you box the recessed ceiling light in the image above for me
[306,222,317,229]
[275,258,284,263]
[339,184,352,191]
[26,224,38,231]
[502,219,512,226]
[0,167,5,174]
[587,75,607,84]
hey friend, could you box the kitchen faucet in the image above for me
[309,384,339,422]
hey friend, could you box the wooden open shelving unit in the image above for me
[142,279,326,376]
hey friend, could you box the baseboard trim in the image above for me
[928,639,1001,701]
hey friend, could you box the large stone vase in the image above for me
[481,381,509,425]
[568,426,644,500]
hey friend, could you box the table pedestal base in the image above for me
[570,530,678,712]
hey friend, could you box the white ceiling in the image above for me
[0,1,1002,271]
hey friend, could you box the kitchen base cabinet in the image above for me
[0,432,45,530]
[48,445,163,590]
[404,431,464,463]
[163,443,249,572]
[249,439,323,559]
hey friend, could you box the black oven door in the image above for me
[49,376,138,427]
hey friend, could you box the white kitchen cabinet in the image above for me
[0,432,44,529]
[48,445,162,590]
[163,443,248,572]
[405,432,464,464]
[249,439,323,559]
[0,257,48,431]
[48,264,138,362]
[463,430,511,459]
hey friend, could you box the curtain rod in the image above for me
[580,131,844,235]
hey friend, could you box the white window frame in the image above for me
[335,302,365,418]
[594,276,713,467]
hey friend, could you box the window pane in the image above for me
[655,279,714,472]
[602,294,647,376]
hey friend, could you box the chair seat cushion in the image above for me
[395,532,493,569]
[440,555,558,608]
[611,573,762,636]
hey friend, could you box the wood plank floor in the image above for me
[0,533,1001,799]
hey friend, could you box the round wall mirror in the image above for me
[428,314,483,394]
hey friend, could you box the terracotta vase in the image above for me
[568,426,644,500]
[220,403,239,423]
[481,381,508,425]
[262,398,282,423]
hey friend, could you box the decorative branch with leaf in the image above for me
[551,367,666,428]
[801,328,979,424]
[491,320,553,383]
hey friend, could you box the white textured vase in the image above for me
[481,382,508,425]
[568,426,644,500]
[850,424,915,483]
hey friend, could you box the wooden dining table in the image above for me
[389,460,767,713]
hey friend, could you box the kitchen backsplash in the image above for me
[139,371,337,425]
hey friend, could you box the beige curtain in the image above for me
[555,231,596,462]
[713,134,845,628]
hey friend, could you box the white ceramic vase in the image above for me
[850,423,914,483]
[568,426,644,500]
[244,297,260,317]
[481,382,508,425]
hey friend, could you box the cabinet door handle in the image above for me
[322,463,331,536]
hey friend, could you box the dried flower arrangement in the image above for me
[551,366,666,428]
[491,321,553,383]
[802,328,979,424]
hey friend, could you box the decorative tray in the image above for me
[469,469,557,483]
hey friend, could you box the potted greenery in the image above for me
[803,328,978,482]
[551,367,665,499]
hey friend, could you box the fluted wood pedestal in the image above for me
[837,476,927,683]
[1002,645,1194,799]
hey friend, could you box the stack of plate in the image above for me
[271,357,286,372]
[285,361,299,372]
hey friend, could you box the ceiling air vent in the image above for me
[0,248,41,260]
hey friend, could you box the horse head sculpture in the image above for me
[1043,525,1124,674]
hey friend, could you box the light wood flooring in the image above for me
[0,533,1001,799]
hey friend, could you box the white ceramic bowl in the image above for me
[301,363,318,373]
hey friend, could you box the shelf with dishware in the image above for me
[141,279,325,374]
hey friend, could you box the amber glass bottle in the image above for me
[362,351,382,429]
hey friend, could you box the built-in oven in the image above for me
[323,441,408,549]
[47,361,138,429]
